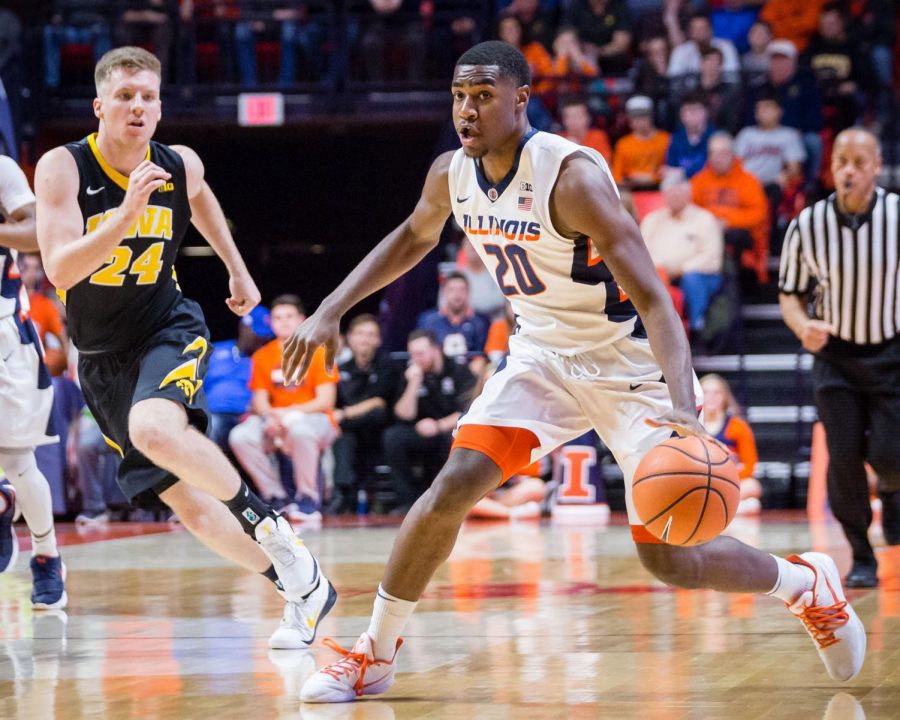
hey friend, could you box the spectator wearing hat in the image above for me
[559,95,612,164]
[205,305,275,452]
[664,91,717,179]
[612,96,670,190]
[691,132,770,282]
[747,39,823,181]
[640,174,723,337]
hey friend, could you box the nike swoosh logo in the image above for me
[86,186,105,195]
[456,195,471,203]
[306,611,319,630]
[629,383,644,391]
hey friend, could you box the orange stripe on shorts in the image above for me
[453,424,540,485]
[630,524,665,544]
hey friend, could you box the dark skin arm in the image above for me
[282,151,454,384]
[551,153,703,436]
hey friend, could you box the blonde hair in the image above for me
[95,47,161,93]
[700,373,742,416]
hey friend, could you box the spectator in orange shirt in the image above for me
[758,0,824,53]
[701,374,761,515]
[559,96,611,164]
[497,13,553,83]
[538,27,600,99]
[691,132,770,282]
[229,294,338,523]
[17,253,67,376]
[612,95,670,189]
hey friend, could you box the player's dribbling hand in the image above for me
[121,160,171,219]
[226,272,261,317]
[282,308,340,386]
[646,411,730,454]
[800,320,834,353]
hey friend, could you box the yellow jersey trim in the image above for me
[87,133,151,192]
[102,435,125,458]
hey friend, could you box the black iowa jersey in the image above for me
[64,134,192,354]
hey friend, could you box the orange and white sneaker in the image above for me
[786,552,866,682]
[301,633,401,703]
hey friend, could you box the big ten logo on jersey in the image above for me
[85,205,173,241]
[552,431,610,523]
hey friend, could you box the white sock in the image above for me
[0,450,58,557]
[366,584,417,660]
[767,554,814,604]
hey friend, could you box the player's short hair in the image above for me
[408,329,439,347]
[455,41,531,87]
[271,294,305,315]
[95,46,161,93]
[348,313,380,333]
[443,271,470,288]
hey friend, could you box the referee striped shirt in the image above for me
[779,188,900,345]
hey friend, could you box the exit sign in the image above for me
[238,93,284,126]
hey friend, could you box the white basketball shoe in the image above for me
[301,633,402,703]
[786,552,866,682]
[269,574,338,649]
[255,515,321,602]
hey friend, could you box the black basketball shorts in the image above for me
[78,298,212,507]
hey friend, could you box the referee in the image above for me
[779,128,900,588]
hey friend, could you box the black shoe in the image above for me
[844,562,878,588]
[880,490,900,545]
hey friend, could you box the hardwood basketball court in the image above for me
[1,514,898,719]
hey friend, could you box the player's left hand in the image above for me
[226,273,261,317]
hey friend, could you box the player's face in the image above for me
[272,304,305,341]
[452,64,527,158]
[347,321,381,357]
[94,69,162,145]
[832,131,881,210]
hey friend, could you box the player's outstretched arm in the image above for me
[35,147,171,290]
[172,145,260,317]
[550,153,702,435]
[282,150,455,385]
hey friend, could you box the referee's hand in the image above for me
[801,320,834,353]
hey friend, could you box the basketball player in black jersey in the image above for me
[33,47,335,648]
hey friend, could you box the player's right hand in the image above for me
[282,309,340,386]
[800,319,834,353]
[120,160,171,219]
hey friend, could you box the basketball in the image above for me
[632,436,741,546]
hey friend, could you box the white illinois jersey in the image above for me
[448,129,643,356]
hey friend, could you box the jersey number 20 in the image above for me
[483,243,546,296]
[90,242,165,287]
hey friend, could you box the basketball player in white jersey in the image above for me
[284,42,865,702]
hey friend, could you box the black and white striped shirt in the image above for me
[779,188,900,346]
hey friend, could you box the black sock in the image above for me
[261,564,284,592]
[224,481,278,537]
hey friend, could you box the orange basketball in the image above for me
[632,436,740,546]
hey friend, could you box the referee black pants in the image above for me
[813,336,900,567]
